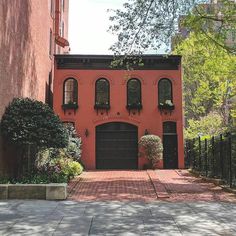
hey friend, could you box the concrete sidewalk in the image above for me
[1,200,236,235]
[1,170,236,235]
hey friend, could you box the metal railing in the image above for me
[185,133,236,188]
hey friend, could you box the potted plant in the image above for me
[158,100,175,110]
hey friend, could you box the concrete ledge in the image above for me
[0,184,67,200]
[8,184,46,199]
[46,183,67,200]
[189,169,225,185]
[201,177,225,186]
[0,185,8,199]
[188,170,236,195]
[221,185,236,194]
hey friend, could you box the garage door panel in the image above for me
[96,133,137,140]
[96,141,137,149]
[96,122,138,169]
[96,159,137,169]
[97,148,136,159]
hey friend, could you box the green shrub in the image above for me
[184,112,227,139]
[139,135,163,168]
[51,157,83,179]
[0,98,69,177]
[35,123,82,169]
[1,98,68,148]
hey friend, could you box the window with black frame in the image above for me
[94,78,110,110]
[62,78,78,109]
[158,78,174,111]
[127,78,142,110]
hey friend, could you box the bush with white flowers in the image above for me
[139,135,163,168]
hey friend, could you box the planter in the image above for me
[0,185,8,199]
[62,103,78,110]
[94,104,110,110]
[0,183,67,200]
[158,104,175,111]
[126,104,143,110]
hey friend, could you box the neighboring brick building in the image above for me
[0,0,69,176]
[54,55,184,170]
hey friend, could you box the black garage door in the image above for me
[96,122,138,169]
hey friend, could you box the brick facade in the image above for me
[54,55,184,170]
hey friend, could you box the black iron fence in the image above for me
[185,133,236,188]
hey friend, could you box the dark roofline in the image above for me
[55,54,181,70]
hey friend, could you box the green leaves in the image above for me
[174,32,236,125]
[184,112,227,139]
[0,98,69,148]
[108,0,200,54]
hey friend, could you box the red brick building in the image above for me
[54,55,184,169]
[0,0,69,176]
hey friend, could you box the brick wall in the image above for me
[0,0,69,177]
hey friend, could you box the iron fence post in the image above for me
[220,134,224,178]
[199,136,202,171]
[212,136,215,177]
[228,133,232,188]
[205,138,208,177]
[192,138,196,169]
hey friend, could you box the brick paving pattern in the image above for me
[68,170,157,201]
[68,170,236,203]
[157,169,236,203]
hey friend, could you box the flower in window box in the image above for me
[158,100,175,110]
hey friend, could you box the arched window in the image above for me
[158,78,173,105]
[127,78,142,109]
[95,78,110,109]
[63,78,78,105]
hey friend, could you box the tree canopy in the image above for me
[109,0,236,55]
[173,32,236,125]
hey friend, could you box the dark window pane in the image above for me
[64,78,78,104]
[127,79,141,105]
[163,122,177,133]
[95,78,109,105]
[158,79,172,104]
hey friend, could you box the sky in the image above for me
[68,0,125,54]
[68,0,167,55]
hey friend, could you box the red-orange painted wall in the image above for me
[54,56,184,170]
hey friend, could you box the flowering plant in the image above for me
[139,135,163,168]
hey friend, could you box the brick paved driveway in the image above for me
[68,170,236,203]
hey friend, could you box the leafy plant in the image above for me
[1,98,68,148]
[139,135,163,168]
[109,0,236,56]
[174,32,236,126]
[0,98,69,176]
[184,112,227,139]
[36,155,83,183]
